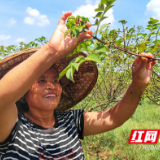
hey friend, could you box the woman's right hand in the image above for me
[47,11,92,59]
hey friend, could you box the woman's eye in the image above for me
[54,79,59,83]
[39,80,45,83]
[38,79,59,83]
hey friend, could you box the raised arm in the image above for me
[0,11,91,142]
[83,53,157,136]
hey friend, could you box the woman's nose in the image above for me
[46,81,56,89]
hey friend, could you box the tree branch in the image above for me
[147,96,160,105]
[151,77,160,82]
[152,69,160,78]
[91,35,160,61]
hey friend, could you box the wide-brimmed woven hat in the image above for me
[0,47,98,111]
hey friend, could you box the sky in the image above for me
[0,0,160,46]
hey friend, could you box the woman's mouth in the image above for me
[44,94,57,99]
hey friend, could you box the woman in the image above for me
[0,11,156,159]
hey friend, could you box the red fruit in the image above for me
[75,21,79,24]
[86,22,91,28]
[79,18,82,22]
[86,30,93,35]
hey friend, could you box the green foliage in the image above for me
[80,99,160,159]
[93,0,116,36]
[0,36,48,58]
[34,36,48,45]
[0,45,17,57]
[59,53,101,82]
[66,15,90,39]
[63,0,160,104]
[1,0,160,105]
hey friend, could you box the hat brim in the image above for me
[0,47,98,111]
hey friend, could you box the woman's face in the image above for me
[25,68,62,112]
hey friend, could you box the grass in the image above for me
[79,98,160,160]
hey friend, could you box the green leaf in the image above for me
[124,58,127,62]
[71,63,80,71]
[79,58,86,65]
[72,28,77,37]
[77,26,84,32]
[69,56,85,64]
[94,46,108,52]
[70,32,74,39]
[95,8,103,12]
[98,3,104,10]
[119,19,127,24]
[81,16,89,22]
[70,21,76,28]
[85,53,101,64]
[137,33,146,36]
[67,49,77,58]
[128,28,135,33]
[80,43,87,50]
[104,5,114,14]
[76,45,81,53]
[115,38,123,46]
[101,16,108,21]
[59,65,71,80]
[94,19,99,25]
[100,24,108,31]
[148,21,153,25]
[76,31,80,39]
[107,0,116,6]
[84,39,93,46]
[66,65,75,82]
[149,18,159,24]
[153,27,158,30]
[126,34,136,39]
[95,12,103,18]
[138,42,150,52]
[101,0,107,4]
[64,29,71,38]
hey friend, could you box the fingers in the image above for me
[77,32,92,44]
[141,52,157,70]
[78,30,93,42]
[133,56,141,66]
[151,60,157,67]
[149,59,157,71]
[133,52,157,70]
[139,53,149,69]
[58,11,72,25]
[141,52,152,60]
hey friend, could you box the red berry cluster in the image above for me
[75,19,92,35]
[75,18,82,24]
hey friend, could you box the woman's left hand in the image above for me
[132,53,157,86]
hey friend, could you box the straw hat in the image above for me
[0,47,98,112]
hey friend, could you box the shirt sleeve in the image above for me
[73,110,84,140]
[0,118,18,157]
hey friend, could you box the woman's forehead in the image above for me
[40,68,58,78]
